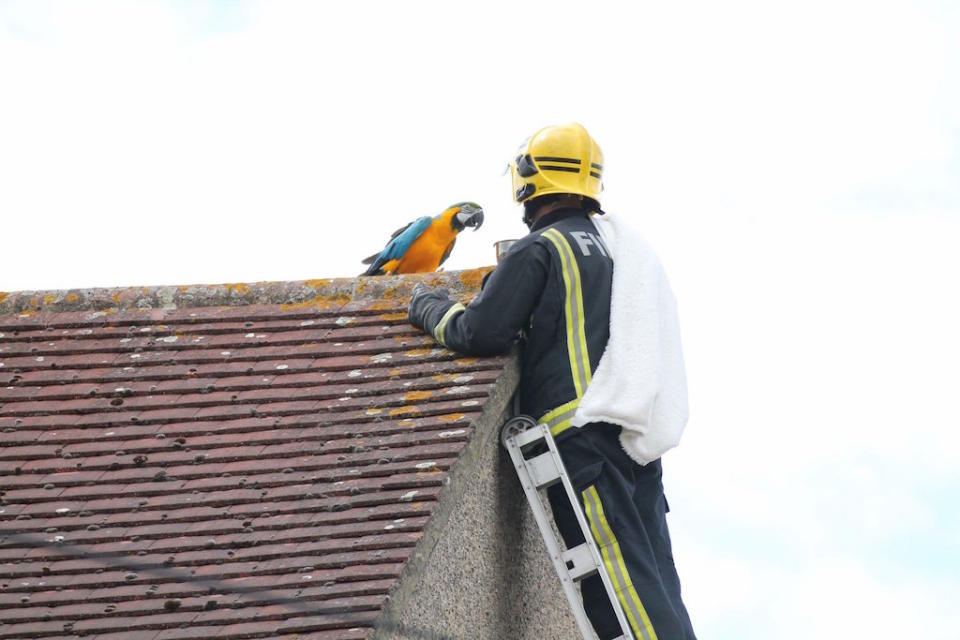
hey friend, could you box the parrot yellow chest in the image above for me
[395,221,456,274]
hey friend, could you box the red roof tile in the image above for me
[0,270,512,640]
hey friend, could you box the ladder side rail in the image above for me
[503,434,599,639]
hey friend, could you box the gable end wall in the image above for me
[370,355,579,640]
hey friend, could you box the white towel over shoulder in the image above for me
[571,212,689,465]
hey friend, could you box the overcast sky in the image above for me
[2,1,959,638]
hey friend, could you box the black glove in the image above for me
[408,283,453,332]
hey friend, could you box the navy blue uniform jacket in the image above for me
[423,208,613,436]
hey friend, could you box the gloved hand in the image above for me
[408,283,453,332]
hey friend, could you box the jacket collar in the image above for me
[530,207,586,233]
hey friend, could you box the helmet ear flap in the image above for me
[516,154,538,178]
[515,183,536,202]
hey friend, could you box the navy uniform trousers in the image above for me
[546,424,696,640]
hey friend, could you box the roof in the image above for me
[0,269,542,640]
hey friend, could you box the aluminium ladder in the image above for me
[500,415,635,640]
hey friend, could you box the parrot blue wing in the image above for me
[361,216,433,276]
[361,220,418,264]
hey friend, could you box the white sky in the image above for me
[2,1,959,637]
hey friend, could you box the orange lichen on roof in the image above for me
[65,293,79,303]
[224,283,251,296]
[404,348,433,358]
[417,465,442,474]
[431,373,464,383]
[438,413,467,422]
[0,292,7,304]
[353,279,415,305]
[404,390,433,402]
[43,294,56,305]
[366,300,404,311]
[458,267,491,292]
[304,279,331,288]
[279,292,351,311]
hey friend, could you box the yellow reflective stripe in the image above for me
[433,303,466,347]
[544,228,578,394]
[582,485,658,640]
[542,228,592,396]
[554,227,592,390]
[538,228,593,439]
[540,397,580,436]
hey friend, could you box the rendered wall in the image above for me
[369,357,581,640]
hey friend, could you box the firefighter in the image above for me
[407,122,696,640]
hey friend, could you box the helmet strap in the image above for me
[522,198,547,229]
[522,203,536,228]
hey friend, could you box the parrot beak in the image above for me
[453,203,484,232]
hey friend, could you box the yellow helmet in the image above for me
[509,122,604,204]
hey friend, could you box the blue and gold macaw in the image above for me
[361,202,484,276]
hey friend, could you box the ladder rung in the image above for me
[511,425,547,448]
[527,451,562,488]
[562,543,599,582]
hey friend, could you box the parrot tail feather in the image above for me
[360,258,400,277]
